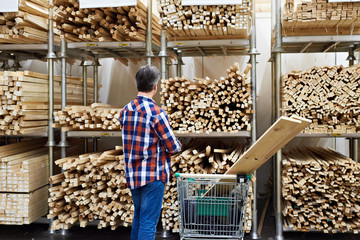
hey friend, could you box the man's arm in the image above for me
[154,111,182,154]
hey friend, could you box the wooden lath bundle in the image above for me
[283,0,360,36]
[48,141,253,233]
[53,103,122,131]
[282,147,360,233]
[161,63,252,133]
[53,0,161,44]
[0,71,95,135]
[0,140,83,225]
[0,0,60,44]
[282,65,360,134]
[157,0,251,40]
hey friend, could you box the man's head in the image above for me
[135,65,160,95]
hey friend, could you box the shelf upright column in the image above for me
[80,57,90,153]
[159,30,169,80]
[46,0,57,233]
[273,0,284,238]
[348,45,359,162]
[146,0,154,65]
[249,0,260,238]
[1,60,10,70]
[92,57,101,152]
[58,38,70,161]
[176,50,183,77]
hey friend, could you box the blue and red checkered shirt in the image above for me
[119,95,182,189]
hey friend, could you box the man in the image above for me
[119,65,182,240]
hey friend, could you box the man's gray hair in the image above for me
[135,65,160,93]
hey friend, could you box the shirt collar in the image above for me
[136,95,156,104]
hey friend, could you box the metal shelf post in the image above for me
[58,38,70,158]
[176,50,183,77]
[146,0,154,65]
[273,0,284,238]
[249,0,260,238]
[46,0,57,234]
[348,46,359,162]
[92,57,101,152]
[159,30,169,80]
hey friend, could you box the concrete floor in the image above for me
[0,197,359,240]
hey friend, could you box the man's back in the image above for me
[120,95,181,189]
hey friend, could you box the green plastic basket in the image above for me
[196,198,230,217]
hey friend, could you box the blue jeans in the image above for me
[130,181,165,240]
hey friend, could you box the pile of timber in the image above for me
[53,103,122,131]
[282,65,360,134]
[48,141,253,233]
[0,70,95,135]
[0,0,60,44]
[0,140,83,225]
[282,147,360,233]
[283,0,360,36]
[157,0,251,40]
[161,63,252,133]
[53,0,161,44]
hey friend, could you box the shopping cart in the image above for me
[176,173,251,240]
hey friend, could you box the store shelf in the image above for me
[175,131,251,138]
[283,226,355,233]
[282,35,360,53]
[296,133,360,138]
[67,131,122,138]
[67,41,160,58]
[0,129,60,138]
[168,39,250,57]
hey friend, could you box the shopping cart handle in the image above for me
[175,172,255,181]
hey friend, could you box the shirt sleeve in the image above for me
[153,111,182,154]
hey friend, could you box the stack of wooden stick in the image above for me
[48,141,253,233]
[283,0,360,35]
[0,140,80,225]
[161,63,252,133]
[157,0,251,40]
[53,103,122,131]
[0,0,60,44]
[282,65,360,134]
[0,71,95,135]
[53,0,161,44]
[282,147,360,233]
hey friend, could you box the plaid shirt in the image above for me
[119,95,182,189]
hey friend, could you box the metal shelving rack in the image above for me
[272,0,360,238]
[164,2,260,239]
[0,0,260,238]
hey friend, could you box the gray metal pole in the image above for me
[92,57,100,152]
[273,0,284,238]
[348,46,359,162]
[249,1,260,238]
[146,0,154,65]
[177,50,183,77]
[82,58,88,106]
[159,30,168,80]
[47,0,56,234]
[58,38,70,159]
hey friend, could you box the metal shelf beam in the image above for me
[297,133,360,138]
[175,131,251,138]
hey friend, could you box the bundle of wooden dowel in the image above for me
[48,141,253,232]
[0,139,83,225]
[0,71,95,135]
[282,65,360,134]
[283,0,360,35]
[53,103,122,131]
[53,0,161,44]
[164,140,253,233]
[282,147,360,233]
[161,63,252,133]
[157,0,251,40]
[0,0,61,44]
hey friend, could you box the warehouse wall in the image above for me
[22,12,357,194]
